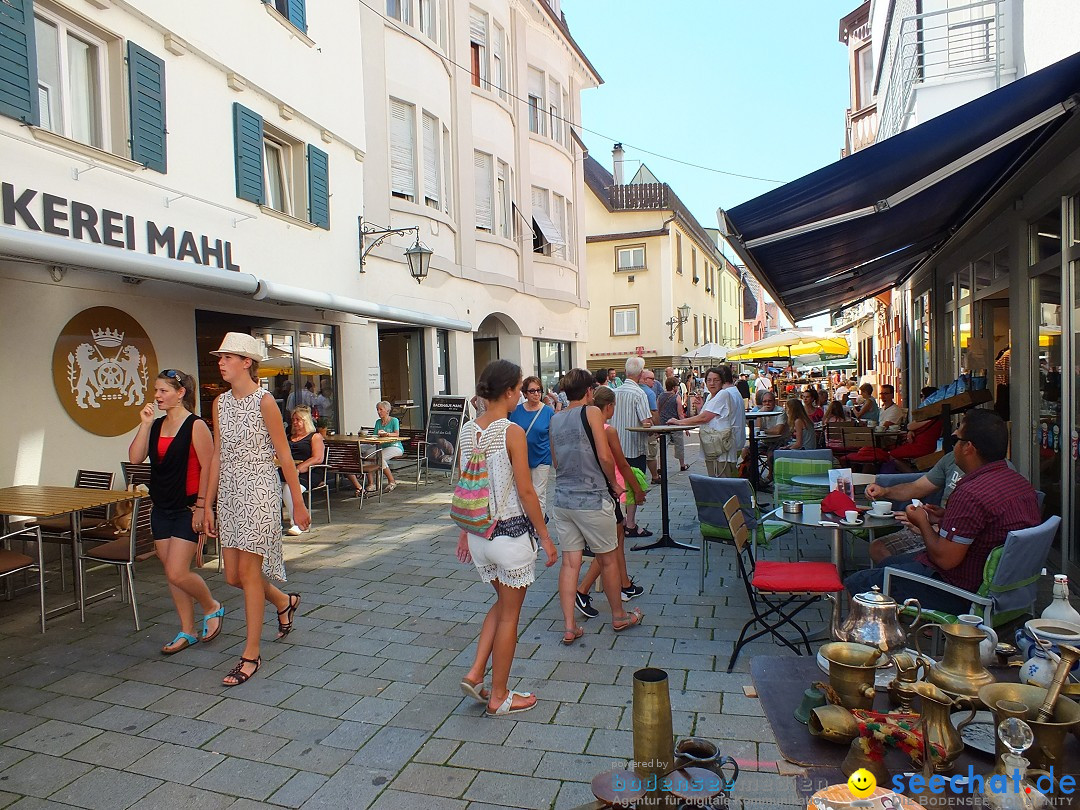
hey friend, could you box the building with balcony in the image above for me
[0,0,599,484]
[840,1,877,155]
[582,145,739,373]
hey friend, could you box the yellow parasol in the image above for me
[257,355,332,377]
[726,330,850,362]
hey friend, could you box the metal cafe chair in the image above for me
[77,493,148,630]
[1,525,46,633]
[304,446,332,522]
[27,469,114,589]
[723,494,843,672]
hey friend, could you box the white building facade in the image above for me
[0,0,598,485]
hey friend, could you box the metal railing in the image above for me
[877,0,1004,141]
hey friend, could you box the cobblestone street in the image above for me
[1,458,833,809]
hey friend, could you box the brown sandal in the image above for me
[561,627,584,645]
[612,608,644,632]
[276,593,301,639]
[222,655,260,686]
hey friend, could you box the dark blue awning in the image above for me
[723,51,1080,322]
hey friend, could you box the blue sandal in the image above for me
[162,631,198,655]
[200,603,225,642]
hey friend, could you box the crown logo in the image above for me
[91,328,125,347]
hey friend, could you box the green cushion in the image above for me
[900,605,958,625]
[773,457,834,505]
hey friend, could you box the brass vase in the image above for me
[632,668,674,781]
[819,641,885,710]
[919,623,996,701]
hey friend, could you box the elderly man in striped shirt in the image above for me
[612,356,654,538]
[844,410,1040,615]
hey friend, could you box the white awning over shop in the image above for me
[0,225,472,331]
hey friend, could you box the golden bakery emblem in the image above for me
[53,307,158,436]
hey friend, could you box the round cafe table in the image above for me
[743,410,784,490]
[627,425,698,552]
[790,472,878,488]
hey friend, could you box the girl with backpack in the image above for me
[454,360,557,716]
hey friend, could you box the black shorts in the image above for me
[151,506,198,543]
[627,454,647,474]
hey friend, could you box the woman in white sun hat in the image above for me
[204,332,309,686]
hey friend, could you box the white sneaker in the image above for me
[286,526,304,536]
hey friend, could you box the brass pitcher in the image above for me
[631,668,674,781]
[909,681,976,774]
[820,641,885,710]
[887,650,926,711]
[917,623,996,701]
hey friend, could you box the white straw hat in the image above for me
[210,332,265,361]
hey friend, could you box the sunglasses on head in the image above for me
[161,369,184,382]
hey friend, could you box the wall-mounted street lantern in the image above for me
[358,218,434,283]
[666,303,691,340]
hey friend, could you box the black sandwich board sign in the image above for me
[425,396,468,471]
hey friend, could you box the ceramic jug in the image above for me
[957,613,998,666]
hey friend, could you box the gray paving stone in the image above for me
[49,765,161,810]
[144,689,222,719]
[127,741,225,784]
[386,693,460,731]
[411,737,460,765]
[3,797,82,810]
[340,696,405,725]
[5,719,101,756]
[268,770,328,808]
[201,727,288,760]
[141,715,225,747]
[536,750,628,782]
[0,712,45,744]
[551,701,624,730]
[504,720,591,754]
[462,770,560,809]
[0,752,93,798]
[279,686,359,718]
[447,741,543,776]
[0,790,19,809]
[300,765,395,810]
[197,696,282,731]
[368,789,467,810]
[28,695,107,724]
[257,709,342,744]
[2,665,73,690]
[351,725,430,771]
[94,681,174,710]
[83,705,165,735]
[432,715,512,746]
[66,730,158,769]
[267,739,354,775]
[116,660,194,686]
[193,756,295,801]
[0,687,51,714]
[127,782,235,810]
[217,676,301,707]
[268,664,336,688]
[390,762,476,798]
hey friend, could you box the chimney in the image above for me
[612,143,625,185]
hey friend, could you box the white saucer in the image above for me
[839,518,864,526]
[868,511,892,519]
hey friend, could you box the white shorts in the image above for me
[467,530,537,589]
[530,464,551,513]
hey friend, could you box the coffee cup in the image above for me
[844,510,859,523]
[871,500,892,516]
[865,420,877,427]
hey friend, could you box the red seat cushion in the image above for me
[753,560,843,593]
[845,447,889,463]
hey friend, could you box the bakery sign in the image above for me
[52,307,158,437]
[2,183,241,271]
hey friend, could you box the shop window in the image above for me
[535,339,570,393]
[1029,209,1062,265]
[616,245,645,271]
[34,8,111,150]
[612,306,638,336]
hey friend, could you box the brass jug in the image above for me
[820,641,886,710]
[918,623,996,701]
[887,651,926,711]
[909,681,976,774]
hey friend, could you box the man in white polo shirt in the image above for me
[612,356,653,538]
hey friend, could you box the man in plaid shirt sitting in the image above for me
[845,410,1040,615]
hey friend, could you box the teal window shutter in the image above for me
[286,0,307,32]
[127,42,167,173]
[233,102,265,205]
[0,0,40,124]
[307,144,330,229]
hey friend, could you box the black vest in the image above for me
[148,414,199,510]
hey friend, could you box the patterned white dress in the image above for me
[216,390,285,581]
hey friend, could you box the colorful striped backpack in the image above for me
[450,426,498,539]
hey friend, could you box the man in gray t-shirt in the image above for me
[862,451,1014,563]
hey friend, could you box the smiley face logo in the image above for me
[847,768,877,798]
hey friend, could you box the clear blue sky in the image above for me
[562,0,859,223]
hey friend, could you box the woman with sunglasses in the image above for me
[509,376,556,514]
[129,369,222,655]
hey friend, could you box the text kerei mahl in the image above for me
[2,183,241,271]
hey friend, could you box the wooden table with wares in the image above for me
[0,485,141,618]
[627,425,698,552]
[325,433,402,501]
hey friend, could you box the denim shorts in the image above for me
[151,506,198,543]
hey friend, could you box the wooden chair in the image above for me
[28,469,115,590]
[392,428,429,489]
[1,525,46,633]
[325,441,369,516]
[724,494,844,672]
[77,494,148,630]
[840,425,888,470]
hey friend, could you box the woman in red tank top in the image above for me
[128,369,222,655]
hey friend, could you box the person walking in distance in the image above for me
[550,369,645,643]
[455,360,558,716]
[667,366,745,477]
[612,356,654,538]
[129,369,222,655]
[205,333,309,686]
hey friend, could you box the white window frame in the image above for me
[616,245,646,271]
[474,150,494,232]
[33,6,112,151]
[442,125,453,217]
[389,98,417,202]
[469,8,488,89]
[387,0,411,25]
[612,306,639,337]
[548,78,561,145]
[564,198,574,262]
[422,111,441,209]
[497,159,513,239]
[551,192,566,259]
[527,66,546,136]
[262,135,293,216]
[492,22,507,99]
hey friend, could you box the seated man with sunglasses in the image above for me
[844,410,1039,615]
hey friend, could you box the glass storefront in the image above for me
[535,339,570,394]
[378,327,426,430]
